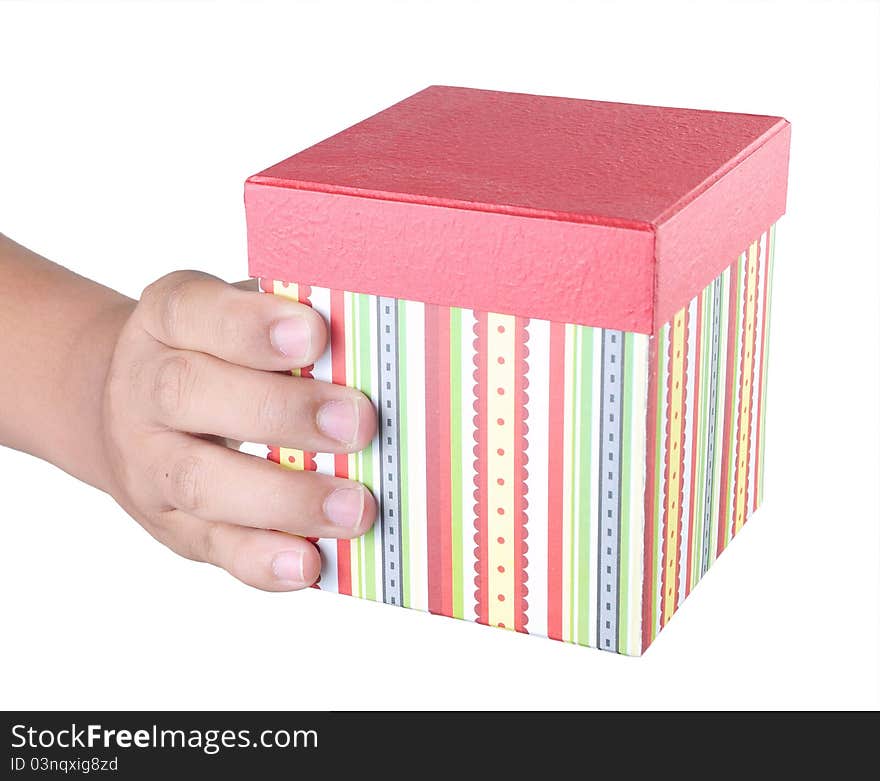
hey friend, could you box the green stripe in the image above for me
[693,288,711,584]
[618,331,634,653]
[709,271,728,563]
[397,300,411,608]
[357,293,376,602]
[576,326,594,646]
[449,308,464,619]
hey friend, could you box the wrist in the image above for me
[54,294,136,497]
[86,298,138,497]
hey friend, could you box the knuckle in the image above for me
[169,453,209,513]
[200,521,223,566]
[120,358,148,403]
[255,385,292,434]
[152,354,195,420]
[142,271,196,342]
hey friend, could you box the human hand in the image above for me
[100,271,377,591]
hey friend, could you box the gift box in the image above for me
[245,86,790,655]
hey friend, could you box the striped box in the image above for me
[246,87,790,654]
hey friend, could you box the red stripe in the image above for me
[659,334,672,629]
[330,289,351,596]
[731,259,750,540]
[546,322,566,641]
[425,305,451,616]
[513,318,530,633]
[716,261,741,558]
[685,296,703,598]
[753,235,771,512]
[641,334,660,652]
[473,313,489,625]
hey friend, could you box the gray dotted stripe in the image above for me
[700,278,722,577]
[377,297,402,606]
[598,329,624,652]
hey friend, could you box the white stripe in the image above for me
[404,300,429,612]
[317,538,339,593]
[524,318,550,639]
[626,333,649,655]
[459,307,478,623]
[747,232,767,516]
[561,325,575,643]
[581,328,604,648]
[678,298,699,606]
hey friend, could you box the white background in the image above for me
[1,0,878,710]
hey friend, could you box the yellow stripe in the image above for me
[662,308,687,624]
[278,448,305,472]
[272,280,298,300]
[486,313,517,629]
[734,242,759,533]
[273,281,303,378]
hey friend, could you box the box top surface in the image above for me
[246,87,790,333]
[251,86,785,228]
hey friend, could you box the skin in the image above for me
[0,234,378,591]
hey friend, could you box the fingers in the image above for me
[144,347,376,452]
[161,511,323,592]
[153,434,377,538]
[138,270,327,370]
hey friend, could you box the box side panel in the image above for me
[653,122,789,332]
[641,224,776,652]
[259,279,650,655]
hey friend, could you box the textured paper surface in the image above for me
[261,225,775,655]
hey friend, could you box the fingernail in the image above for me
[316,399,360,445]
[272,550,305,583]
[324,486,366,528]
[270,316,312,362]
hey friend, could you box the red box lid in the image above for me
[246,86,790,334]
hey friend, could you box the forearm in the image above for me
[0,234,134,493]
